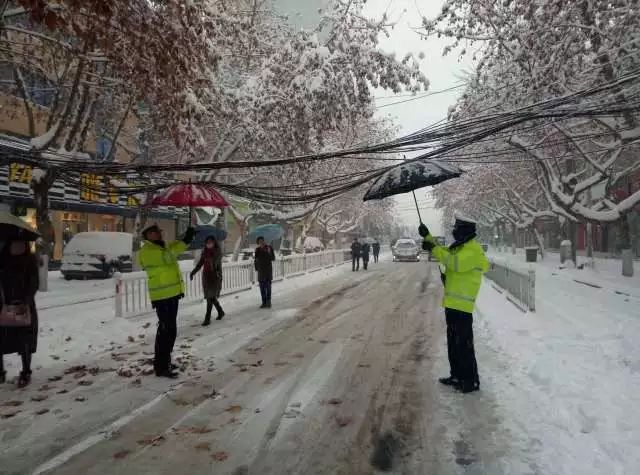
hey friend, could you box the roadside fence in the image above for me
[485,259,536,312]
[114,249,350,318]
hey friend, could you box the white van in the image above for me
[61,232,133,280]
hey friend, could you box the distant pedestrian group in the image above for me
[351,238,381,271]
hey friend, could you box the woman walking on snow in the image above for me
[0,240,39,388]
[190,236,225,326]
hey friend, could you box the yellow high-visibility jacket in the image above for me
[426,235,490,313]
[137,240,187,302]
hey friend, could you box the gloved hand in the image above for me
[418,223,430,237]
[183,226,196,245]
[422,240,434,251]
[189,272,195,281]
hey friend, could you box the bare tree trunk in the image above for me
[533,226,545,260]
[31,169,57,291]
[511,223,517,254]
[620,214,634,277]
[568,220,578,266]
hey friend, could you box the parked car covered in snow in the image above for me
[61,232,133,280]
[303,236,324,253]
[392,238,421,262]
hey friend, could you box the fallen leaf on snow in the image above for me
[212,451,229,462]
[113,450,130,459]
[64,365,87,374]
[35,408,50,415]
[225,405,242,414]
[78,380,93,386]
[31,394,48,402]
[127,336,135,343]
[65,336,72,342]
[74,396,86,402]
[142,322,151,329]
[50,355,60,360]
[292,353,305,358]
[57,389,69,394]
[1,410,21,419]
[327,398,342,405]
[138,334,145,339]
[48,375,63,382]
[1,401,23,407]
[194,442,211,451]
[335,415,352,427]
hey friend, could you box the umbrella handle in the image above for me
[412,190,423,224]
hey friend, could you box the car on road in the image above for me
[61,232,133,280]
[392,238,420,262]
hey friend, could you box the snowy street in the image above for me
[0,259,496,474]
[1,255,640,474]
[0,250,639,475]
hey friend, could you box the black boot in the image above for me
[155,368,179,379]
[439,376,459,386]
[202,316,211,326]
[203,300,213,326]
[214,300,225,320]
[17,370,32,388]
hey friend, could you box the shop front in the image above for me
[0,162,187,260]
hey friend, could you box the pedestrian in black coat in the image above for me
[361,243,371,270]
[190,236,225,326]
[350,239,361,271]
[254,237,275,308]
[0,240,39,388]
[372,241,380,263]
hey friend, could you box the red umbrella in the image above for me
[150,183,229,208]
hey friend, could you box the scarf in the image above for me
[202,247,217,273]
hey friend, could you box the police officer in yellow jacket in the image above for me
[420,215,489,393]
[138,224,195,378]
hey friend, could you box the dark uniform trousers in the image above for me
[445,308,479,387]
[153,296,180,372]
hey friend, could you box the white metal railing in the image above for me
[485,259,536,312]
[114,249,350,318]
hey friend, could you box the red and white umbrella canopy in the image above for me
[150,183,229,208]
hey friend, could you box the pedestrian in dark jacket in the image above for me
[351,238,361,271]
[190,236,225,326]
[372,241,380,263]
[254,237,275,308]
[361,243,371,270]
[0,240,39,388]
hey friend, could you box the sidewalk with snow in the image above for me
[2,261,353,376]
[474,250,640,474]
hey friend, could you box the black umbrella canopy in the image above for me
[0,212,40,241]
[363,159,462,201]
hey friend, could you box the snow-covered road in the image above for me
[1,257,637,474]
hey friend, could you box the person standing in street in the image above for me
[190,236,225,326]
[372,240,380,263]
[420,215,489,393]
[254,236,275,308]
[351,238,361,271]
[361,242,371,270]
[0,240,39,388]
[138,224,195,378]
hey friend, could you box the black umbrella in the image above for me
[363,159,462,222]
[188,225,228,250]
[0,211,40,241]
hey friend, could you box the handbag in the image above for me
[0,286,32,327]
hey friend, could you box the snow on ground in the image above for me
[474,250,640,474]
[2,261,354,376]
